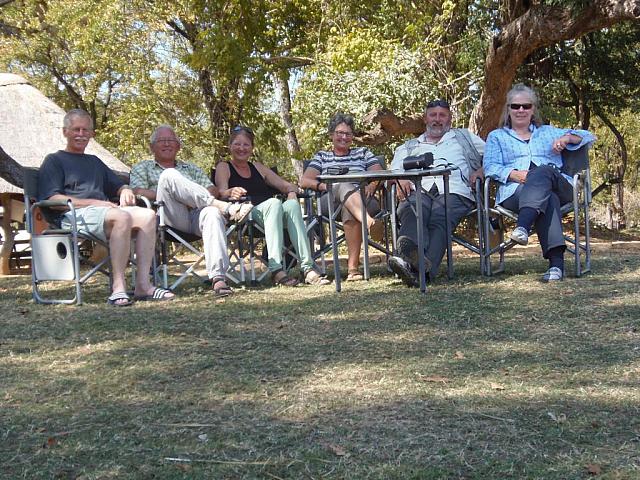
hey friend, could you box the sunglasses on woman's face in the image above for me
[509,103,533,110]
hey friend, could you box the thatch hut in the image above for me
[0,73,129,274]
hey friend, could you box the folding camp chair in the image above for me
[154,200,244,290]
[481,145,592,277]
[451,178,486,275]
[155,205,205,290]
[23,167,122,305]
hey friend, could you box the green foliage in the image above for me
[516,23,640,223]
[292,30,440,158]
[1,0,638,191]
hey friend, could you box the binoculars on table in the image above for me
[403,152,434,170]
[325,165,350,175]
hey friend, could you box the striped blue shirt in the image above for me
[308,147,379,174]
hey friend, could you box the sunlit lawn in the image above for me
[1,250,639,479]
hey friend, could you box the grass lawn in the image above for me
[1,251,639,479]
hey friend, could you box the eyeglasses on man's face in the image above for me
[509,103,533,110]
[154,138,179,144]
[67,127,94,134]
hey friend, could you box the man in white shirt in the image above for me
[389,100,485,286]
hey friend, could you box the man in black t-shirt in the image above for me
[38,109,175,305]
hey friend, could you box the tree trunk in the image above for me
[0,146,23,188]
[595,105,628,229]
[273,69,304,178]
[168,18,241,162]
[611,164,626,230]
[469,0,640,138]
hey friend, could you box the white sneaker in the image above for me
[510,226,529,245]
[541,267,563,282]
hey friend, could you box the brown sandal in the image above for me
[346,269,364,281]
[272,269,299,287]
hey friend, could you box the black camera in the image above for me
[403,152,434,170]
[326,165,349,175]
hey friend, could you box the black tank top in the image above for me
[227,162,275,206]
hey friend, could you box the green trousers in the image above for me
[250,197,314,273]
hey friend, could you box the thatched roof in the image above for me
[0,73,129,194]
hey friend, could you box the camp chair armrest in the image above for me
[136,195,153,208]
[33,199,72,209]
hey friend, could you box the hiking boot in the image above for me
[397,235,419,269]
[388,255,418,287]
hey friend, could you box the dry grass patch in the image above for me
[1,253,639,479]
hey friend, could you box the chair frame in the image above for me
[302,157,394,276]
[24,167,113,305]
[154,199,245,290]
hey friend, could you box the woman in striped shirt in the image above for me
[300,113,384,281]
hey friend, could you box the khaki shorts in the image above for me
[61,206,110,242]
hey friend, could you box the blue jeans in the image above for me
[500,165,573,257]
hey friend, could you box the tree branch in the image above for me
[358,109,425,145]
[0,145,24,189]
[469,0,640,138]
[262,55,314,69]
[0,20,20,36]
[594,102,628,174]
[167,19,192,42]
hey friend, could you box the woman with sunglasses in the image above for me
[215,126,330,287]
[484,84,595,282]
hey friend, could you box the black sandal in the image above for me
[107,291,133,307]
[271,269,299,287]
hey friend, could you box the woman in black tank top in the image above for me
[215,126,329,287]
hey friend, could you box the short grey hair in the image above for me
[499,84,543,128]
[150,124,180,144]
[327,113,355,134]
[63,109,93,129]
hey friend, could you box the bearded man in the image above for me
[388,100,485,286]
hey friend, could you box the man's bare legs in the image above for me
[105,207,173,303]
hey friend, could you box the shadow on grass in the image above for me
[1,253,639,478]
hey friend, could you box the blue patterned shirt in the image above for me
[484,124,595,204]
